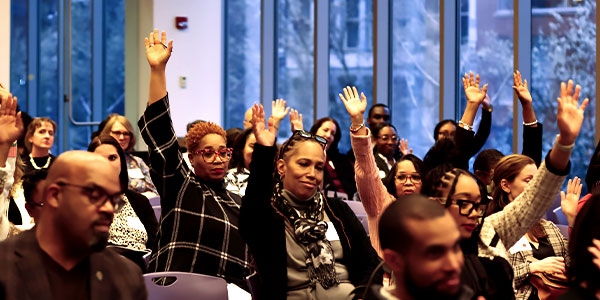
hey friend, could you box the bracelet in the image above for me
[555,135,575,152]
[458,121,473,131]
[349,122,365,133]
[523,120,538,126]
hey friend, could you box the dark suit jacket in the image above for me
[0,229,147,300]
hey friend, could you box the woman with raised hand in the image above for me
[240,104,381,299]
[226,99,289,197]
[513,70,543,166]
[138,29,250,289]
[339,86,425,256]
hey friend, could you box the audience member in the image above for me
[374,194,472,300]
[88,135,158,271]
[240,104,382,299]
[18,169,47,227]
[139,29,250,288]
[340,86,425,255]
[22,117,56,174]
[366,103,390,129]
[0,150,147,300]
[100,114,159,199]
[473,149,504,188]
[371,123,402,179]
[225,128,254,196]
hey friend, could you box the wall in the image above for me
[0,0,10,89]
[152,0,224,137]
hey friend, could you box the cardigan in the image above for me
[240,143,382,300]
[138,95,250,288]
[509,219,569,300]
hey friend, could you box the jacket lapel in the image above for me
[89,251,111,300]
[14,230,53,300]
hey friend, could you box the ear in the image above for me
[382,248,404,274]
[500,178,511,194]
[44,185,61,208]
[276,159,286,178]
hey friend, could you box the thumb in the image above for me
[560,191,566,202]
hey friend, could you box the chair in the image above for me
[152,206,161,221]
[343,200,369,234]
[144,272,228,300]
[556,224,569,241]
[553,207,568,225]
[148,196,161,207]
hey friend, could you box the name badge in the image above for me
[128,168,145,179]
[325,222,340,241]
[509,235,532,254]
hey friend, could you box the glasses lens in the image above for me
[202,150,215,161]
[218,149,232,161]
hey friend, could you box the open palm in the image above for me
[250,104,277,147]
[556,80,589,144]
[338,86,367,120]
[0,95,24,145]
[145,29,173,69]
[462,72,487,106]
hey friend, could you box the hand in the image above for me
[271,99,290,129]
[560,176,582,227]
[250,104,276,147]
[289,109,304,132]
[556,80,589,145]
[462,71,488,107]
[513,70,532,104]
[0,94,24,145]
[589,239,600,271]
[338,86,367,124]
[399,138,413,155]
[482,94,492,110]
[530,257,565,274]
[0,82,11,102]
[144,29,173,69]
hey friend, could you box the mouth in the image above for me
[301,182,316,189]
[462,223,476,232]
[402,189,415,195]
[211,168,225,175]
[443,275,460,289]
[93,220,112,232]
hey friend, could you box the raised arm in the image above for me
[289,109,304,132]
[459,71,488,129]
[560,177,582,228]
[270,99,290,131]
[145,29,173,105]
[250,104,277,148]
[513,70,537,126]
[514,70,543,165]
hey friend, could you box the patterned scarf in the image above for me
[272,183,340,289]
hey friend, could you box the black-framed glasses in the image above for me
[193,148,233,163]
[453,199,486,217]
[292,130,327,148]
[56,182,124,212]
[110,130,131,137]
[395,173,422,184]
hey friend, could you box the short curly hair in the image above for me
[185,122,227,152]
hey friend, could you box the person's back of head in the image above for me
[22,169,48,221]
[567,188,600,292]
[473,149,504,186]
[226,127,243,150]
[423,138,461,174]
[585,139,600,191]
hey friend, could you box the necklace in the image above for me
[30,154,51,169]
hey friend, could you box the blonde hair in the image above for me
[25,118,57,153]
[100,114,137,152]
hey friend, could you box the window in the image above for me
[391,0,440,158]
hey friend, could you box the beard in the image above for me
[404,267,462,300]
[89,231,109,252]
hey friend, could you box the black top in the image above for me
[124,189,158,249]
[41,248,90,300]
[531,237,553,261]
[240,143,382,300]
[21,154,56,175]
[138,95,250,288]
[323,150,357,198]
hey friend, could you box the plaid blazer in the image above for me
[0,229,147,300]
[509,220,569,300]
[138,95,250,288]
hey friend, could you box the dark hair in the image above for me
[383,154,425,197]
[226,127,244,150]
[370,123,397,139]
[230,128,254,172]
[566,188,600,291]
[379,193,446,253]
[585,139,600,191]
[423,138,462,173]
[433,119,457,141]
[423,166,487,207]
[488,154,535,215]
[310,117,341,154]
[473,149,504,172]
[22,169,48,204]
[87,135,129,191]
[16,107,32,150]
[368,103,389,119]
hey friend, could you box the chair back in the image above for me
[343,200,369,234]
[143,272,228,300]
[148,196,161,206]
[152,206,161,221]
[556,224,569,241]
[553,207,568,225]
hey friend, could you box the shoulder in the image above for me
[95,248,144,279]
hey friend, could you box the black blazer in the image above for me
[0,229,147,300]
[240,144,382,300]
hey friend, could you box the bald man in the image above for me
[0,151,147,300]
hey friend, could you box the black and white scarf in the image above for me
[272,183,340,289]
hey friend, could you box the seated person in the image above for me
[22,117,57,174]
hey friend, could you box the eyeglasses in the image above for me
[193,148,233,163]
[56,182,124,212]
[377,135,398,142]
[110,130,131,138]
[395,173,422,184]
[452,199,486,217]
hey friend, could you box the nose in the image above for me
[98,198,116,214]
[443,251,463,273]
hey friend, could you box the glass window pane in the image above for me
[276,0,314,140]
[458,0,514,159]
[224,0,261,130]
[103,0,125,116]
[10,0,28,112]
[531,1,595,190]
[329,0,373,153]
[391,0,440,158]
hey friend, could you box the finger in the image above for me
[283,107,290,115]
[589,245,600,259]
[360,92,366,102]
[513,72,518,86]
[167,40,174,52]
[8,95,17,115]
[161,30,167,45]
[482,84,488,96]
[566,80,574,98]
[0,95,6,116]
[576,178,583,197]
[524,79,528,89]
[567,178,573,194]
[592,239,600,250]
[560,82,567,100]
[475,73,480,88]
[338,93,346,103]
[144,37,150,48]
[462,77,468,90]
[298,113,303,122]
[573,85,581,102]
[469,71,475,86]
[352,86,359,99]
[579,98,589,112]
[560,191,566,202]
[343,87,351,100]
[16,111,23,131]
[149,30,155,46]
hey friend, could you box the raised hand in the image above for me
[0,94,24,145]
[289,109,304,132]
[338,86,367,125]
[250,104,276,147]
[589,239,600,270]
[462,71,488,106]
[0,82,11,102]
[144,29,173,69]
[399,138,413,155]
[271,99,290,129]
[560,176,582,227]
[556,80,589,145]
[513,70,532,104]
